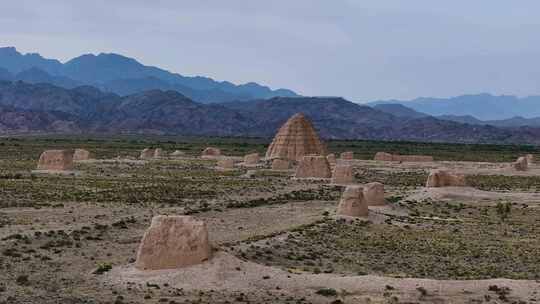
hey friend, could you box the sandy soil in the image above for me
[3,155,540,303]
[108,251,540,304]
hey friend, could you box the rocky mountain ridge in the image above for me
[1,80,539,145]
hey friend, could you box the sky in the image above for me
[1,0,540,102]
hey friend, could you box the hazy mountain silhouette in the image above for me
[370,93,540,120]
[372,102,540,128]
[0,47,298,103]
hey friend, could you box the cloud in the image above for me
[1,0,540,100]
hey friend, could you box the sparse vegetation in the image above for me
[0,135,538,303]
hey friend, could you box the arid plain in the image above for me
[1,127,540,303]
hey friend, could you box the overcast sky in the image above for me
[1,0,539,102]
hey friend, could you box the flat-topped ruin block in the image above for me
[244,153,260,165]
[426,169,466,187]
[135,215,211,270]
[337,185,368,217]
[217,158,234,169]
[202,147,221,158]
[37,150,74,171]
[331,165,354,184]
[340,151,354,160]
[271,159,290,170]
[140,148,154,159]
[73,149,92,161]
[513,156,528,171]
[363,182,386,206]
[295,155,331,178]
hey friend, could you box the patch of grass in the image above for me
[236,200,540,280]
[466,175,540,192]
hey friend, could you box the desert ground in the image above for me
[1,136,540,304]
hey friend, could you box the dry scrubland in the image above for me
[1,136,540,303]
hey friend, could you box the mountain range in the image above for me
[370,93,540,121]
[372,103,540,128]
[1,46,540,144]
[0,47,298,103]
[1,80,540,144]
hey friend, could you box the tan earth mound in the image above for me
[111,251,540,302]
[73,148,92,161]
[337,185,368,217]
[294,155,331,179]
[271,159,290,170]
[363,182,386,206]
[243,153,260,165]
[374,152,433,162]
[426,169,466,187]
[217,158,234,169]
[135,215,211,271]
[526,154,535,164]
[202,147,221,158]
[37,150,74,171]
[326,153,336,165]
[340,151,354,160]
[140,148,154,160]
[153,148,164,158]
[331,165,354,184]
[170,150,185,157]
[265,113,326,161]
[514,156,528,171]
[374,152,394,161]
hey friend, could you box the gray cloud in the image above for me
[1,0,539,101]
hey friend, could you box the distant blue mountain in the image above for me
[0,47,62,74]
[0,47,298,103]
[372,102,540,128]
[369,93,540,120]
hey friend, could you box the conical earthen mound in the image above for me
[265,113,326,161]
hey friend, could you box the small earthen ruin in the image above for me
[294,155,331,179]
[37,150,75,171]
[135,216,211,270]
[426,169,467,187]
[337,185,368,217]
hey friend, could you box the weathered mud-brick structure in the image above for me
[37,150,75,171]
[217,158,234,169]
[295,155,332,178]
[244,153,260,165]
[271,159,290,170]
[201,147,221,158]
[326,153,336,165]
[363,182,386,206]
[73,149,92,161]
[337,185,368,217]
[513,156,528,171]
[331,165,354,184]
[340,151,354,160]
[153,148,164,158]
[171,150,184,157]
[426,169,466,187]
[140,148,154,159]
[135,216,211,270]
[374,152,394,161]
[266,113,327,161]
